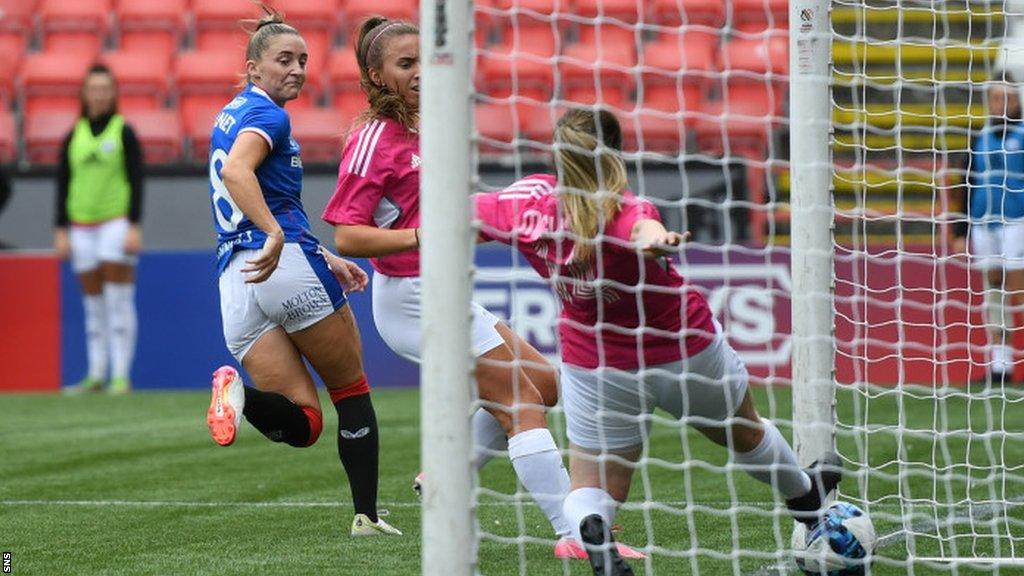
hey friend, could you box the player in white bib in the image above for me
[204,4,399,537]
[322,16,643,559]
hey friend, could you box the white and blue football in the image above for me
[792,501,876,575]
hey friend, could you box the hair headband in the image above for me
[368,22,402,54]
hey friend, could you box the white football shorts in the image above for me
[969,223,1024,271]
[561,327,750,452]
[219,243,347,361]
[371,272,505,362]
[68,217,137,273]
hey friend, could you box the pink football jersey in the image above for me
[475,174,715,369]
[323,118,421,277]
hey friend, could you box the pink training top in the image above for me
[322,117,421,277]
[474,174,716,370]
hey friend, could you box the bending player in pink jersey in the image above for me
[321,16,642,560]
[474,108,844,576]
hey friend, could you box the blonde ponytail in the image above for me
[554,108,628,262]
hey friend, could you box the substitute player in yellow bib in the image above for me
[55,63,144,395]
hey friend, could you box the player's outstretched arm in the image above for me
[630,219,691,258]
[333,224,419,258]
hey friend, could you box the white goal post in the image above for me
[419,0,474,574]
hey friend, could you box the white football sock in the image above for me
[104,282,137,380]
[732,418,812,500]
[562,487,618,544]
[472,409,509,470]
[507,428,573,537]
[83,294,108,382]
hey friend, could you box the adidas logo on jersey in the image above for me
[411,153,421,169]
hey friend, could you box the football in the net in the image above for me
[792,501,876,575]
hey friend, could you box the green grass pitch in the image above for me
[2,386,1022,575]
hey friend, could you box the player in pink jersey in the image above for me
[322,17,645,560]
[474,109,844,575]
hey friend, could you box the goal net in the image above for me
[420,0,1024,573]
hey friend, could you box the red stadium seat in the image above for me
[175,50,245,132]
[651,0,726,28]
[574,0,647,23]
[332,92,370,126]
[298,33,328,106]
[476,101,557,153]
[559,42,637,108]
[0,110,15,163]
[102,50,172,111]
[488,1,568,48]
[576,23,638,54]
[290,108,346,163]
[183,104,223,163]
[721,33,788,115]
[619,107,686,154]
[39,0,110,56]
[21,51,95,116]
[477,24,559,102]
[732,0,788,30]
[328,49,362,98]
[476,102,518,153]
[116,0,186,57]
[694,34,788,158]
[0,0,35,90]
[25,110,79,165]
[640,32,717,122]
[193,0,260,51]
[341,0,417,34]
[123,110,184,165]
[274,0,339,27]
[273,0,337,98]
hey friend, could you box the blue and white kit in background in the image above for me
[208,84,345,361]
[967,122,1024,271]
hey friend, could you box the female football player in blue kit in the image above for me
[204,5,400,537]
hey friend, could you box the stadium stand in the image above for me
[175,49,244,135]
[560,41,637,108]
[0,0,811,174]
[640,31,717,122]
[650,0,725,27]
[24,110,79,165]
[193,0,253,51]
[694,33,788,159]
[289,108,346,163]
[39,0,110,57]
[124,109,184,165]
[103,50,172,112]
[115,0,187,61]
[340,0,417,35]
[21,51,95,116]
[0,0,33,106]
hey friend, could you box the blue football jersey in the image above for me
[208,84,317,272]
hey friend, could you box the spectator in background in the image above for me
[953,72,1024,385]
[0,164,11,249]
[55,63,144,395]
